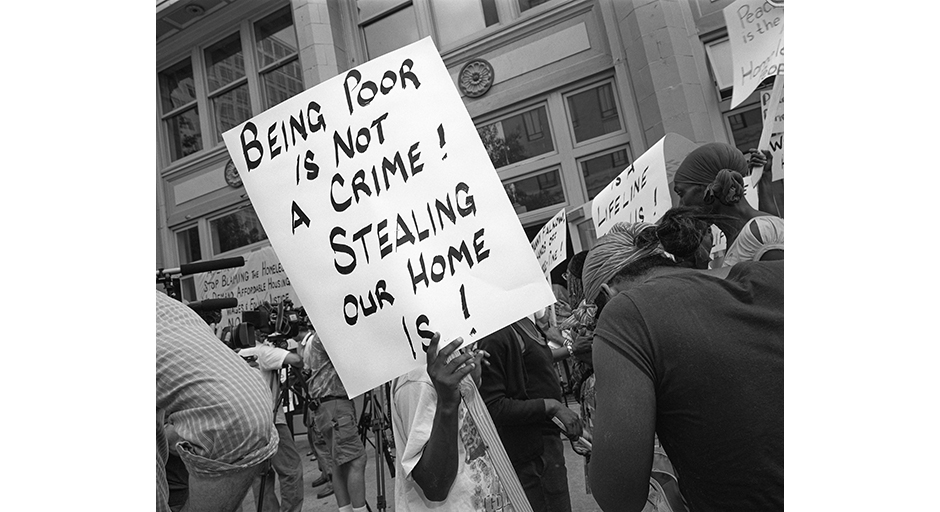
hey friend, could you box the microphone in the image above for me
[158,256,245,277]
[187,298,239,312]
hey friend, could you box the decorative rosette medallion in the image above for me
[458,59,495,98]
[224,159,242,188]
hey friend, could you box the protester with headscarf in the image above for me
[582,221,784,512]
[673,142,783,266]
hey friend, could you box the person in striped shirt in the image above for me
[156,290,279,512]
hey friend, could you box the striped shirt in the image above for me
[156,290,278,480]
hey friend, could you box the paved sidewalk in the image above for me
[241,401,602,512]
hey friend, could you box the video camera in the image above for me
[231,299,307,350]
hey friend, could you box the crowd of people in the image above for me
[156,142,784,512]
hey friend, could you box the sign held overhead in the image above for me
[222,37,555,397]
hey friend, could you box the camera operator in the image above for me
[237,302,306,512]
[156,290,278,512]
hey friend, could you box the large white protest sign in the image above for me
[530,208,567,279]
[724,0,784,109]
[194,245,301,328]
[592,133,697,238]
[221,37,555,397]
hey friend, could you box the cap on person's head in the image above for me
[582,222,664,305]
[674,142,748,186]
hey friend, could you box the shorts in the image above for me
[313,398,366,467]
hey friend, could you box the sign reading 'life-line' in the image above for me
[592,133,697,238]
[221,37,555,397]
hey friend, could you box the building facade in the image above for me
[156,0,775,301]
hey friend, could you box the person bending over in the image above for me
[156,290,278,512]
[582,222,783,512]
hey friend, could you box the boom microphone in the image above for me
[187,298,239,312]
[158,256,245,277]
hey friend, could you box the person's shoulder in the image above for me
[642,268,712,290]
[238,346,260,357]
[477,324,514,347]
[393,367,433,397]
[729,260,783,279]
[748,214,784,235]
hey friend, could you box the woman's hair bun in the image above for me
[655,207,709,258]
[704,168,745,206]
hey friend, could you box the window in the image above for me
[205,33,251,141]
[724,106,762,155]
[477,106,555,168]
[580,147,632,200]
[430,0,498,47]
[159,59,203,161]
[360,1,420,59]
[576,218,597,252]
[158,6,302,164]
[567,83,622,143]
[255,7,304,109]
[176,226,202,264]
[503,169,565,214]
[210,206,268,255]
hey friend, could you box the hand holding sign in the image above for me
[426,333,474,408]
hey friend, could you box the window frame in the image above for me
[253,7,303,110]
[575,143,633,201]
[174,222,204,266]
[500,165,569,221]
[157,3,300,167]
[561,78,626,149]
[202,30,254,143]
[207,203,271,258]
[476,100,559,175]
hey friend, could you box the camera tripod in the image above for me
[357,382,396,512]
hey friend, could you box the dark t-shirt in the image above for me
[594,261,784,512]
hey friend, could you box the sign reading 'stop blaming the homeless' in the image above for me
[221,37,555,397]
[724,0,784,109]
[530,208,567,279]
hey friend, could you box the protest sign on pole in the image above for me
[724,0,784,109]
[194,245,301,328]
[592,133,696,238]
[760,82,784,134]
[756,74,785,182]
[530,208,567,280]
[221,37,555,397]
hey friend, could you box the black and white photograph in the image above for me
[6,1,936,511]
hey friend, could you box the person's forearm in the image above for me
[411,401,460,501]
[484,395,547,426]
[551,346,570,362]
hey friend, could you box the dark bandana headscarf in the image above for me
[674,143,750,206]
